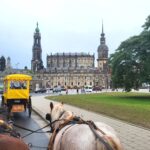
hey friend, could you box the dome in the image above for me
[97,44,108,52]
[35,26,40,33]
[97,44,108,59]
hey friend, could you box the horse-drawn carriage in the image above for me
[1,74,32,118]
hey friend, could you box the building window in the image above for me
[71,82,73,86]
[90,82,92,85]
[85,82,86,85]
[78,82,80,85]
[65,82,66,85]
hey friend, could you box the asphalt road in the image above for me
[12,111,50,150]
[0,96,50,150]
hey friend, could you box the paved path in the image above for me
[32,95,150,150]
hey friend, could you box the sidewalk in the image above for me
[32,95,150,150]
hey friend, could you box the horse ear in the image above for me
[50,102,54,110]
[61,102,64,105]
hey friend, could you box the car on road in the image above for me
[92,86,102,91]
[84,85,93,92]
[53,87,61,93]
[34,88,47,93]
[0,90,3,94]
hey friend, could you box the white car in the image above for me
[84,86,93,92]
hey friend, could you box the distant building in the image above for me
[97,22,109,74]
[0,56,6,71]
[6,57,11,69]
[47,52,95,71]
[31,22,43,72]
[31,23,110,90]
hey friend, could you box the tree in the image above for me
[142,15,150,31]
[110,15,150,91]
[0,56,6,71]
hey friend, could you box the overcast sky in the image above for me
[0,0,149,69]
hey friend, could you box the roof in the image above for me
[47,52,94,57]
[4,74,32,80]
[97,44,108,51]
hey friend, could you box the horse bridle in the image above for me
[46,110,66,133]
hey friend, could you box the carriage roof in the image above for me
[4,74,32,81]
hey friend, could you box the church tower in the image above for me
[97,22,109,73]
[6,57,11,69]
[31,22,43,72]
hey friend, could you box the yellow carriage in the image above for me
[1,74,32,117]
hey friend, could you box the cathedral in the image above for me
[31,23,110,89]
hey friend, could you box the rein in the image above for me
[13,123,52,138]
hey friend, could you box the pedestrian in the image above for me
[77,88,79,94]
[66,88,68,94]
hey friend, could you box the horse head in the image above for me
[46,102,65,130]
[46,102,74,131]
[50,102,65,122]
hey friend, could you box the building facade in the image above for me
[47,53,94,71]
[31,23,110,90]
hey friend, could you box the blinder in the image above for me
[45,113,54,133]
[46,113,52,123]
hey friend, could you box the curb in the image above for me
[32,106,49,124]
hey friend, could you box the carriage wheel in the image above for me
[28,97,32,117]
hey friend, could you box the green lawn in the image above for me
[46,92,150,129]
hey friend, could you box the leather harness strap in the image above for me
[48,116,114,150]
[0,120,21,138]
[48,116,74,150]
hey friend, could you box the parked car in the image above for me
[0,89,3,94]
[61,88,66,91]
[84,85,93,92]
[92,86,102,91]
[34,88,47,93]
[53,87,61,93]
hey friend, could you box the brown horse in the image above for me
[0,120,29,150]
[47,102,124,150]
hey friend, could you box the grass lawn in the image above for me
[46,92,150,129]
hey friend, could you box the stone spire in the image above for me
[97,22,109,73]
[31,22,43,72]
[100,21,105,45]
[35,22,40,33]
[6,57,11,69]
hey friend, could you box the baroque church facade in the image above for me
[31,23,110,89]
